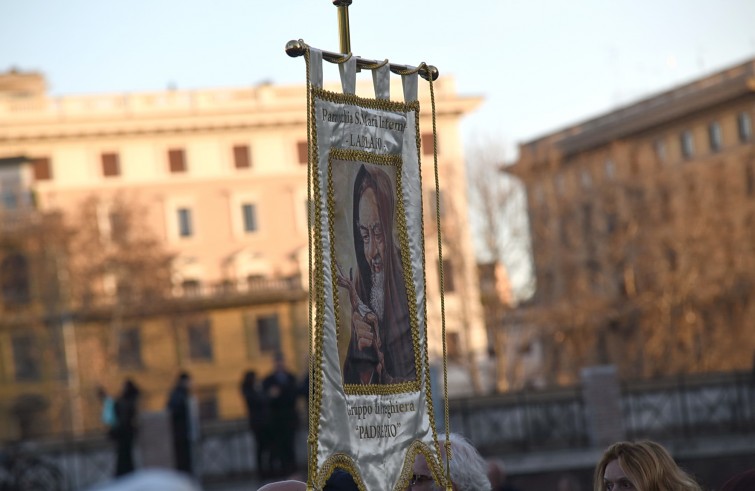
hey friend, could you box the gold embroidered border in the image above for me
[394,440,450,491]
[327,148,422,396]
[315,454,368,491]
[313,87,420,116]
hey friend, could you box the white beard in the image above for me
[370,271,385,323]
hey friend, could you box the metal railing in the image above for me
[448,386,589,454]
[622,371,755,441]
[7,370,755,489]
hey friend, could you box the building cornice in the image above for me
[0,79,482,143]
[521,58,755,159]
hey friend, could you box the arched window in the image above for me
[1,253,31,305]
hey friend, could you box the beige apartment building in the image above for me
[0,69,487,437]
[507,58,755,387]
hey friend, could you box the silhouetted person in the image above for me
[112,379,140,477]
[262,352,299,476]
[167,372,196,475]
[240,370,271,477]
[487,458,520,491]
[720,469,755,491]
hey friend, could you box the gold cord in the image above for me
[333,52,353,64]
[427,67,453,489]
[361,58,390,70]
[304,43,317,489]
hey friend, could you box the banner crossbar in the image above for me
[285,39,439,81]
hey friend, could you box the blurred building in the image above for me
[508,57,755,386]
[0,70,487,438]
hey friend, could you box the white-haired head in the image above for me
[438,433,492,491]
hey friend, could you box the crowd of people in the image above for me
[240,352,304,479]
[95,364,753,491]
[253,436,755,491]
[98,352,305,483]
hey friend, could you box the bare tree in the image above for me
[464,138,536,390]
[515,141,755,385]
[67,193,175,383]
[466,139,534,300]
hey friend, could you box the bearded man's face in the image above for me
[358,187,386,275]
[359,187,387,320]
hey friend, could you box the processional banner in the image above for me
[304,48,448,491]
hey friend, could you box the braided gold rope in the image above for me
[317,454,368,491]
[304,43,317,489]
[393,63,424,77]
[333,52,353,64]
[421,64,453,490]
[313,87,417,114]
[311,102,327,489]
[361,58,390,70]
[394,440,447,491]
[394,62,450,489]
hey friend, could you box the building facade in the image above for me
[508,58,755,386]
[0,70,487,437]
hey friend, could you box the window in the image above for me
[32,157,52,181]
[109,210,127,243]
[680,130,695,159]
[582,203,593,238]
[654,139,667,164]
[257,314,281,353]
[439,259,455,293]
[101,152,120,177]
[1,183,18,210]
[606,213,618,234]
[177,208,193,237]
[708,122,722,153]
[533,184,544,205]
[168,148,186,173]
[580,169,592,189]
[297,141,308,165]
[738,112,753,143]
[115,279,135,303]
[118,326,143,369]
[196,388,219,422]
[12,334,40,381]
[555,173,566,195]
[659,187,672,221]
[1,253,30,306]
[242,203,258,233]
[421,132,437,156]
[233,145,251,169]
[666,247,678,272]
[586,258,601,284]
[446,332,461,361]
[187,319,213,361]
[182,279,201,296]
[604,159,616,179]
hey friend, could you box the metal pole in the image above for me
[286,41,440,82]
[333,0,352,54]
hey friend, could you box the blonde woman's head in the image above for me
[594,441,701,491]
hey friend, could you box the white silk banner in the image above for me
[305,49,446,491]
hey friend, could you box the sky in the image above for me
[2,0,754,296]
[2,0,754,156]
